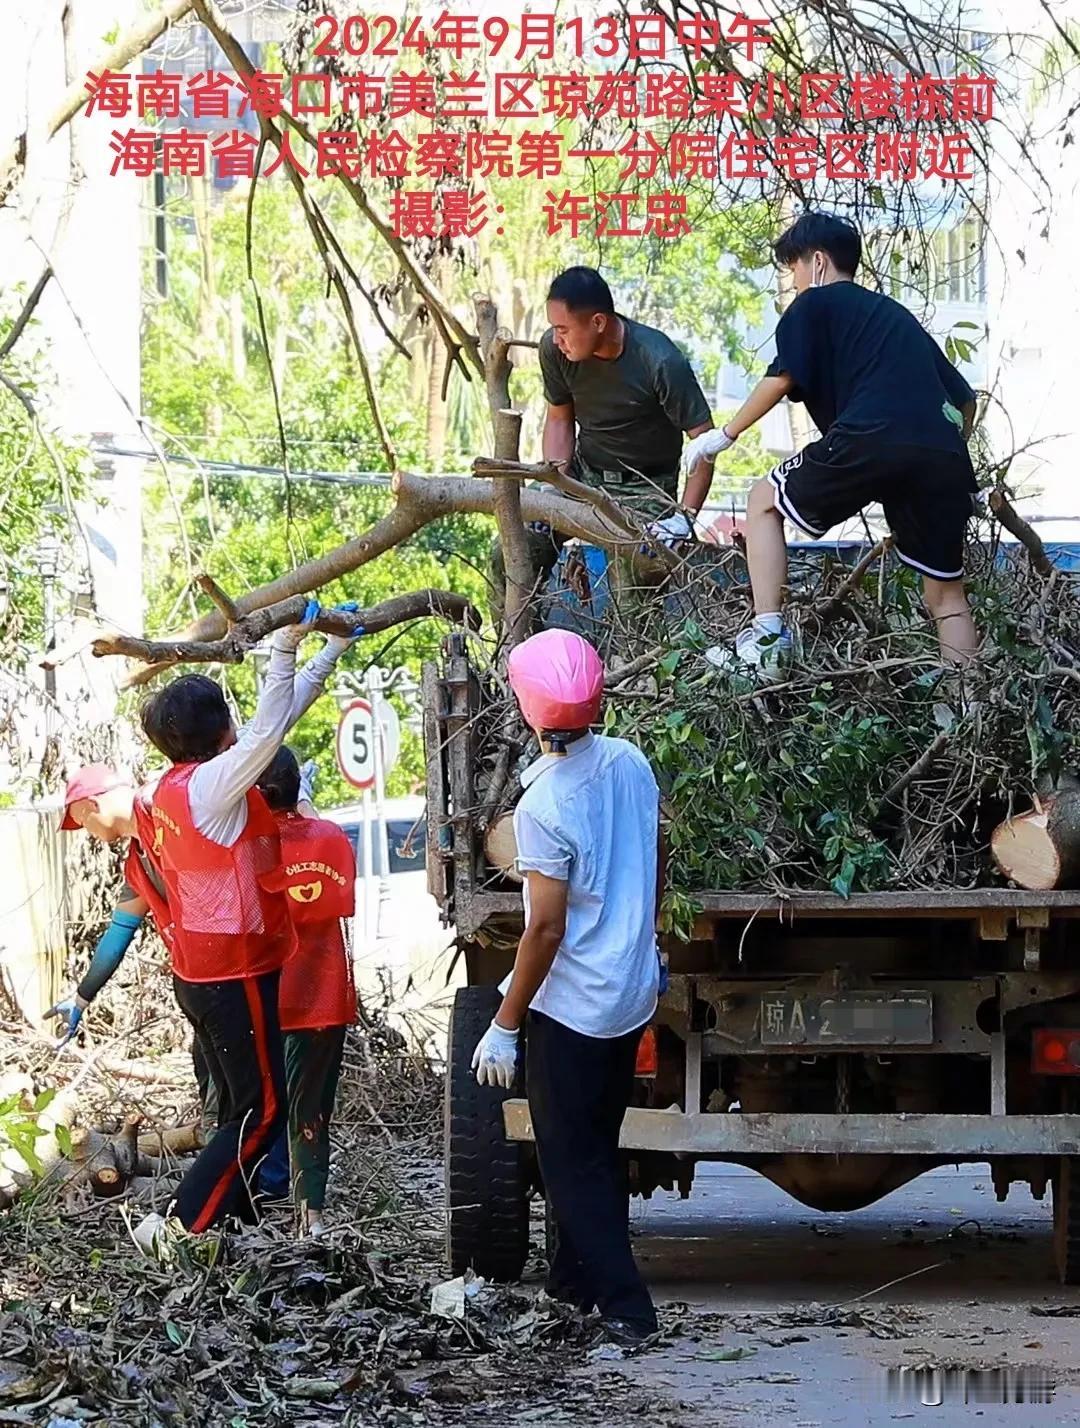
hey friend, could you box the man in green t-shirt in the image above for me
[539,265,716,531]
[490,267,716,623]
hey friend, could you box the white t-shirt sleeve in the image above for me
[514,805,572,881]
[286,643,340,731]
[188,645,297,845]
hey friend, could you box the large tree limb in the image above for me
[0,0,198,206]
[174,472,662,646]
[91,588,479,673]
[473,456,680,572]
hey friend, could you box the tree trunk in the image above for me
[424,254,452,470]
[992,793,1080,890]
[475,296,532,648]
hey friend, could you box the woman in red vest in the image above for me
[257,745,357,1236]
[136,608,348,1244]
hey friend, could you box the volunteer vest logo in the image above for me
[152,824,165,854]
[288,881,324,904]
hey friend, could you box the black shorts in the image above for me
[768,431,978,581]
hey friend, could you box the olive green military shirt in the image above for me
[539,317,711,506]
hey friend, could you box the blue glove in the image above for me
[333,600,364,635]
[46,996,85,1047]
[326,601,364,651]
[273,599,322,651]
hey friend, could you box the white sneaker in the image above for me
[705,622,793,678]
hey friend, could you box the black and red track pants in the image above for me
[172,969,286,1232]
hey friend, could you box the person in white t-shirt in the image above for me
[471,629,660,1345]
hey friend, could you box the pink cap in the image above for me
[60,764,129,830]
[508,629,604,733]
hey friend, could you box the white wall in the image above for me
[978,0,1080,533]
[0,0,145,727]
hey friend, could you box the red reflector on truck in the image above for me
[635,1027,658,1077]
[1032,1029,1080,1075]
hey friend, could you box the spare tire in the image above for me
[444,984,530,1281]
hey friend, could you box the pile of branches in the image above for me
[0,1166,632,1426]
[473,523,1080,912]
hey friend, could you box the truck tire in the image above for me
[1054,1158,1080,1285]
[444,985,530,1281]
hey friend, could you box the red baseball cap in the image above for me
[60,764,130,830]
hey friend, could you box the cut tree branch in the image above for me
[195,573,240,624]
[989,490,1052,577]
[878,732,950,810]
[476,294,532,647]
[173,471,664,646]
[90,588,479,673]
[816,537,892,621]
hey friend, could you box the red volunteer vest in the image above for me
[151,765,296,983]
[268,811,357,1031]
[127,782,174,950]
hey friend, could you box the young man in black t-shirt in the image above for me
[686,213,980,671]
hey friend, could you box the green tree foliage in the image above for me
[0,300,90,664]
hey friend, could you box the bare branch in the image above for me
[91,589,479,674]
[816,538,893,622]
[878,732,951,810]
[989,490,1053,578]
[0,267,53,361]
[194,573,240,624]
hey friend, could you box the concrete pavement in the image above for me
[594,1164,1080,1425]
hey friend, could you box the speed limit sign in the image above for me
[336,699,375,790]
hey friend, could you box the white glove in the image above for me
[683,426,736,471]
[642,511,694,552]
[471,1020,520,1089]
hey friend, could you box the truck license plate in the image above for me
[758,991,933,1047]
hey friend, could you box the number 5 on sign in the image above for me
[336,699,375,789]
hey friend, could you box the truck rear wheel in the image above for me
[444,985,530,1281]
[1054,1158,1080,1285]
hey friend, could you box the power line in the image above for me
[95,442,403,488]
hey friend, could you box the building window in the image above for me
[932,216,986,305]
[867,212,986,308]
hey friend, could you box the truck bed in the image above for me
[453,886,1080,939]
